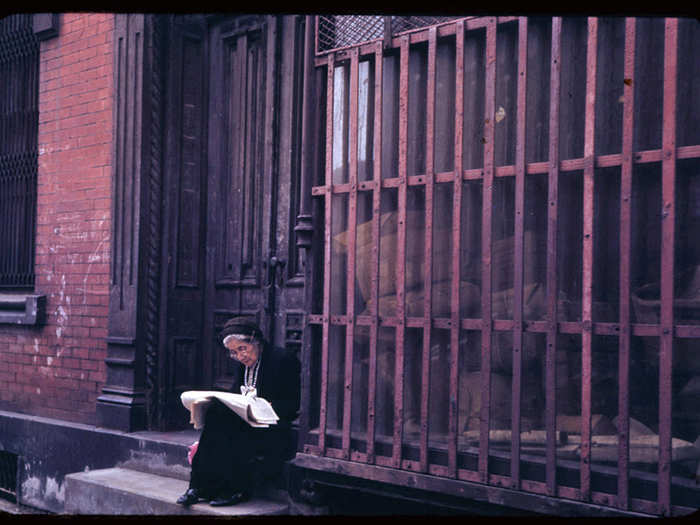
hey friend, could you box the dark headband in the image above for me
[219,317,263,344]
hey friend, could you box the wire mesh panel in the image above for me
[316,15,462,54]
[304,15,700,517]
[317,16,384,53]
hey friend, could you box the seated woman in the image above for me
[177,317,300,507]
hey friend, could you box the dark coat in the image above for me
[228,344,300,426]
[188,344,300,497]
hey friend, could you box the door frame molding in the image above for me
[97,13,165,432]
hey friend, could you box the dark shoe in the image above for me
[209,491,250,507]
[177,488,204,506]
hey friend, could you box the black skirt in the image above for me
[188,398,286,498]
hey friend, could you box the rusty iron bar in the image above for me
[511,15,528,490]
[658,17,678,517]
[309,315,700,339]
[580,16,598,501]
[478,17,497,483]
[392,34,410,469]
[420,26,437,474]
[383,16,392,49]
[545,16,562,496]
[312,144,700,194]
[449,19,466,479]
[617,16,636,511]
[319,53,336,455]
[341,47,360,460]
[366,40,384,465]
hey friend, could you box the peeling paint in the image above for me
[21,475,65,508]
[45,477,65,504]
[79,236,108,303]
[21,476,41,502]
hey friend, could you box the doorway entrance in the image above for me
[158,15,306,429]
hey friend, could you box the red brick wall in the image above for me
[0,13,114,425]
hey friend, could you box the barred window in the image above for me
[0,15,39,289]
[306,16,700,515]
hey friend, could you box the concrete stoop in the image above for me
[63,467,289,515]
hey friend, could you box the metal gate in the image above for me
[299,15,700,516]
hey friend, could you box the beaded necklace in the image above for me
[241,352,261,397]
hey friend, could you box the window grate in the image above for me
[0,451,18,503]
[316,15,462,54]
[304,16,700,516]
[0,14,39,289]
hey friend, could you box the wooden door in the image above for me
[160,15,306,430]
[160,15,209,429]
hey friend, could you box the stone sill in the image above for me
[0,293,46,325]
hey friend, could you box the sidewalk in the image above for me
[0,498,51,515]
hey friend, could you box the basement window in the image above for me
[0,451,18,504]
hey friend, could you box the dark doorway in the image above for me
[159,15,306,430]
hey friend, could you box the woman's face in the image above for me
[224,338,260,367]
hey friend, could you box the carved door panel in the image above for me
[160,15,209,430]
[203,17,275,391]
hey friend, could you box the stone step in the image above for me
[63,467,289,515]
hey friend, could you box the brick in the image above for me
[79,359,99,371]
[0,14,114,426]
[88,370,105,383]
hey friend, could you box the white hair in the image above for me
[223,334,251,347]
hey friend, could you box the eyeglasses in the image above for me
[227,344,255,359]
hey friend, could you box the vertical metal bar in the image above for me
[658,17,678,517]
[478,17,496,483]
[319,54,335,455]
[618,16,636,511]
[366,41,383,464]
[342,48,360,460]
[511,16,528,490]
[545,16,562,496]
[448,20,465,479]
[383,16,393,50]
[392,34,409,469]
[314,15,320,56]
[580,16,598,502]
[420,26,437,474]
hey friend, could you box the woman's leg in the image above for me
[188,399,257,498]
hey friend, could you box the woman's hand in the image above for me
[187,441,199,464]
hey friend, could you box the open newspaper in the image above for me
[181,390,279,429]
